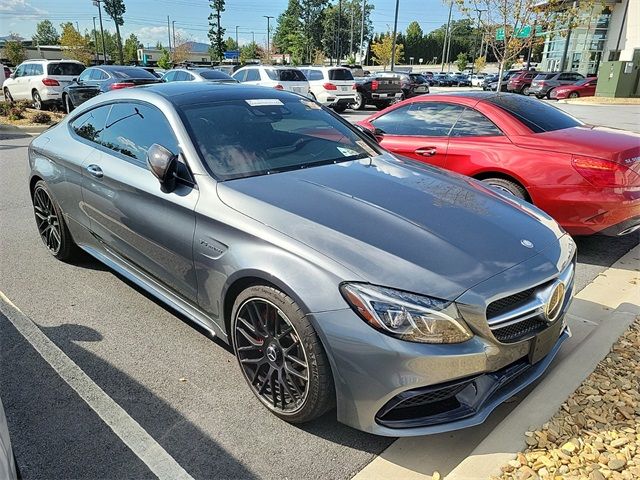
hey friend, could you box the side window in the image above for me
[23,64,34,76]
[94,70,108,81]
[162,71,177,82]
[558,73,571,81]
[183,72,195,81]
[174,71,188,81]
[309,69,323,81]
[101,103,179,165]
[70,105,111,143]
[372,102,464,136]
[232,69,247,82]
[13,65,25,77]
[450,108,503,137]
[78,69,93,82]
[245,69,260,81]
[32,64,44,76]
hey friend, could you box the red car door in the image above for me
[366,102,465,167]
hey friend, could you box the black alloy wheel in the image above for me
[33,184,62,255]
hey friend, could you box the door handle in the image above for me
[415,147,437,157]
[86,164,103,178]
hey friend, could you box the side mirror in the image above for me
[354,124,380,143]
[9,73,15,79]
[147,143,178,192]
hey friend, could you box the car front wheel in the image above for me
[482,178,528,200]
[231,285,335,424]
[568,92,579,98]
[522,86,530,95]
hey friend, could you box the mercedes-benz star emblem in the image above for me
[521,239,534,249]
[266,345,278,362]
[545,282,565,323]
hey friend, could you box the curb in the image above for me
[0,123,52,135]
[352,245,640,480]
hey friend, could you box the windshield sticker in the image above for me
[245,99,283,106]
[337,146,359,157]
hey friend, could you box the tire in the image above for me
[522,85,530,96]
[545,91,552,99]
[32,180,80,261]
[481,177,528,200]
[568,92,579,98]
[64,94,74,113]
[4,88,14,103]
[375,102,390,111]
[332,104,347,113]
[231,284,335,424]
[535,94,544,99]
[32,90,43,110]
[351,91,365,110]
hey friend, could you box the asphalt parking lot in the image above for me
[1,100,638,479]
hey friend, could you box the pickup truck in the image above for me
[351,72,402,110]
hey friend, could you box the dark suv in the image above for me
[507,70,541,95]
[529,72,584,99]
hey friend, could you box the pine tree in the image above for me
[60,23,92,65]
[208,0,226,62]
[103,0,126,64]
[33,20,60,45]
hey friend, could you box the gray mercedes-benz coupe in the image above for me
[28,82,576,436]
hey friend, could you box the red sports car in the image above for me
[358,92,640,236]
[550,77,598,100]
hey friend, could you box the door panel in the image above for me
[380,135,449,167]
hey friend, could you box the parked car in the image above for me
[0,63,11,88]
[451,73,471,87]
[232,65,310,96]
[387,72,430,99]
[141,67,163,78]
[470,73,486,87]
[62,66,160,113]
[30,82,577,437]
[487,69,522,92]
[342,64,365,78]
[482,74,499,90]
[352,72,403,110]
[358,92,640,236]
[507,70,541,95]
[161,68,238,84]
[0,397,18,480]
[299,66,356,112]
[3,59,85,109]
[529,71,584,99]
[430,73,454,86]
[550,77,598,100]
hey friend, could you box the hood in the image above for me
[217,155,563,300]
[511,126,640,165]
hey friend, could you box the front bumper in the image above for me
[313,240,576,436]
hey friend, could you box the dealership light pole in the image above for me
[264,15,274,63]
[441,0,453,72]
[390,0,400,71]
[92,0,107,64]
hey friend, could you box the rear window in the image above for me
[486,95,583,133]
[328,68,354,81]
[198,70,233,80]
[409,74,427,84]
[47,62,84,76]
[535,73,556,80]
[110,68,157,79]
[266,69,306,82]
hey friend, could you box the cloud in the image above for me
[134,25,206,48]
[0,0,47,18]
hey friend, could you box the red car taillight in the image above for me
[323,82,337,90]
[109,82,136,90]
[371,80,379,91]
[572,155,637,187]
[42,78,60,86]
[273,84,284,90]
[352,83,357,90]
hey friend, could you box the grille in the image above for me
[486,288,536,319]
[394,383,468,409]
[492,317,547,342]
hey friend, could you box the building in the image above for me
[539,0,638,75]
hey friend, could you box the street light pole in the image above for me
[92,17,99,64]
[172,20,176,50]
[92,0,107,64]
[263,16,274,64]
[441,0,452,72]
[390,0,399,71]
[337,0,342,65]
[359,0,366,64]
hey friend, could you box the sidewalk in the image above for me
[353,245,640,480]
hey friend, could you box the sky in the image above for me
[0,0,463,48]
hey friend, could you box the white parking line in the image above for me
[0,291,195,480]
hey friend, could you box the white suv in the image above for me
[3,59,85,110]
[299,66,356,112]
[232,65,310,97]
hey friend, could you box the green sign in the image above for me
[496,25,544,40]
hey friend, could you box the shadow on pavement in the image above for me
[575,233,639,270]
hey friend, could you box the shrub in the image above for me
[7,106,24,120]
[14,99,31,111]
[32,111,52,124]
[0,102,11,116]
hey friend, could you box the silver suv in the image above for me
[529,71,585,99]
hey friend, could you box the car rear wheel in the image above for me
[332,104,347,113]
[4,88,14,103]
[231,285,335,424]
[351,91,365,110]
[32,181,80,261]
[64,94,74,113]
[522,86,530,95]
[568,92,579,98]
[32,90,44,110]
[535,94,544,99]
[482,178,528,200]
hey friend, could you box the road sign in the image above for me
[224,50,239,60]
[496,25,544,40]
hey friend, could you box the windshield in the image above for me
[198,70,233,80]
[486,95,583,133]
[47,62,85,76]
[265,68,306,82]
[181,96,376,180]
[574,77,595,86]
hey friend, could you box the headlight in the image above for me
[340,283,472,344]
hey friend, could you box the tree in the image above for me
[371,33,403,69]
[155,41,163,50]
[240,41,262,63]
[33,20,60,45]
[474,55,486,72]
[103,0,126,64]
[300,0,329,63]
[455,52,468,71]
[404,21,423,65]
[123,33,141,64]
[85,28,118,63]
[157,48,172,69]
[208,0,226,62]
[455,0,587,83]
[4,34,26,66]
[274,0,305,64]
[172,33,192,65]
[60,23,92,65]
[321,1,374,63]
[225,36,238,51]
